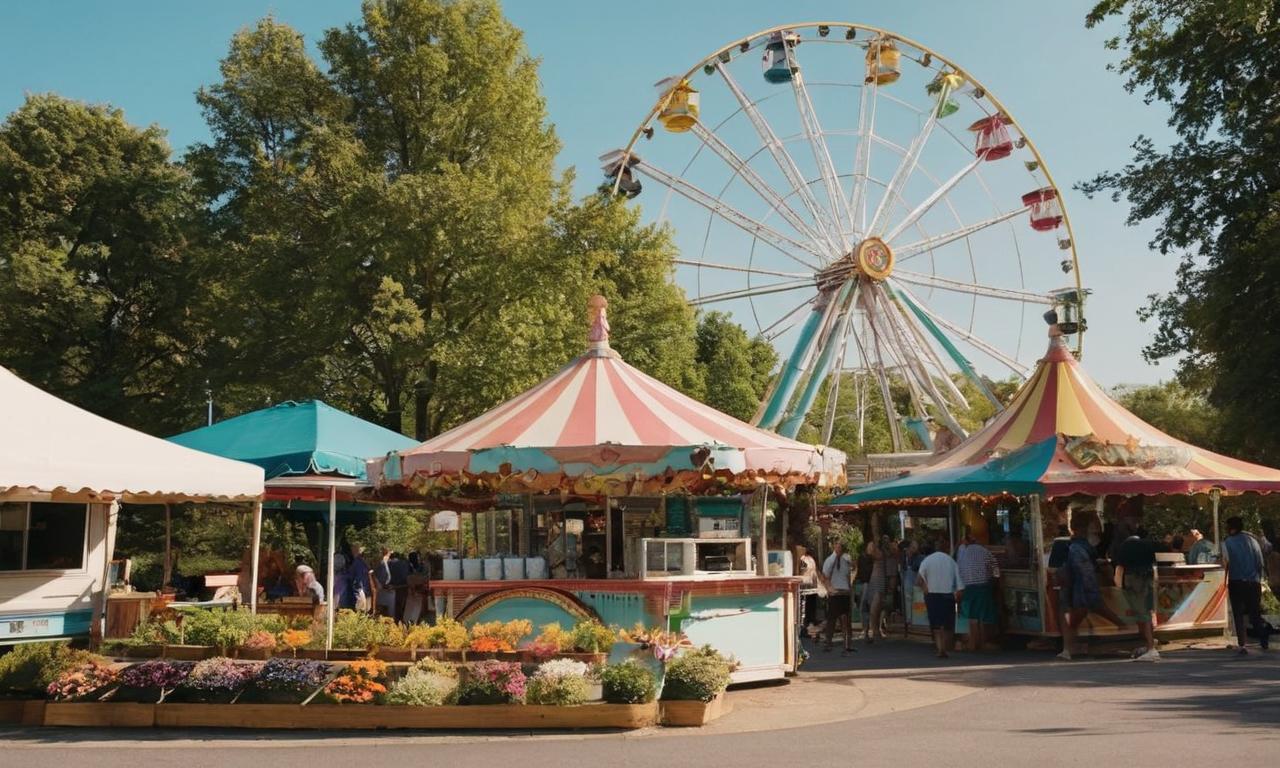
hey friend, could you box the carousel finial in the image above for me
[588,294,610,346]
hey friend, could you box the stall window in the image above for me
[0,502,87,571]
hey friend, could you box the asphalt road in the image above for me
[2,648,1276,768]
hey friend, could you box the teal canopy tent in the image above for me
[168,401,418,645]
[831,436,1056,507]
[169,400,417,482]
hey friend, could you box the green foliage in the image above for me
[387,668,458,706]
[661,646,732,702]
[1082,0,1280,463]
[827,519,866,563]
[569,620,616,654]
[600,660,657,704]
[1113,381,1223,451]
[342,508,430,559]
[694,312,778,422]
[330,610,404,650]
[177,608,281,651]
[0,94,204,433]
[0,642,98,697]
[525,672,589,706]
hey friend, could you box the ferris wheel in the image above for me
[602,22,1087,454]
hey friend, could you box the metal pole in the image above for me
[1211,489,1221,557]
[757,486,769,576]
[326,486,337,651]
[249,501,263,614]
[162,503,173,588]
[605,495,613,576]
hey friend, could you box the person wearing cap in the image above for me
[295,564,325,606]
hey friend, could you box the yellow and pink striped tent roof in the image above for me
[839,332,1280,505]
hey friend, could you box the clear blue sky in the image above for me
[0,0,1177,387]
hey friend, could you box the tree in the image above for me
[1112,380,1223,451]
[1082,0,1280,462]
[694,312,777,421]
[0,95,204,432]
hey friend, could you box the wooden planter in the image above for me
[121,644,163,659]
[325,649,369,662]
[0,699,46,726]
[150,702,657,730]
[373,648,414,662]
[44,702,156,728]
[294,649,328,660]
[561,652,607,665]
[659,692,731,727]
[235,647,273,661]
[163,645,217,661]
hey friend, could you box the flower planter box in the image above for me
[235,647,273,661]
[293,649,328,660]
[163,645,217,661]
[156,702,306,729]
[373,648,414,663]
[659,692,731,727]
[165,688,243,705]
[417,648,466,663]
[0,699,46,726]
[561,652,607,665]
[325,649,369,662]
[44,702,156,728]
[123,644,163,659]
[109,686,164,704]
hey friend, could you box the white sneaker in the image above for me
[1056,651,1072,661]
[1135,648,1160,662]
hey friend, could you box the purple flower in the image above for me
[182,657,258,692]
[255,658,330,693]
[119,660,192,689]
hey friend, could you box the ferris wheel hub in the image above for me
[854,237,895,281]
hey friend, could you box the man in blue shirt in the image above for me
[1222,517,1269,654]
[1058,516,1124,661]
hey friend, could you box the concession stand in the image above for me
[368,297,846,681]
[832,327,1280,641]
[0,366,263,646]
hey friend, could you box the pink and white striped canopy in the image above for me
[370,340,845,494]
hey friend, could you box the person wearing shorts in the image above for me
[1116,529,1159,661]
[956,535,1001,651]
[916,540,963,659]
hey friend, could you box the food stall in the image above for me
[833,328,1280,642]
[368,297,846,681]
[0,365,263,646]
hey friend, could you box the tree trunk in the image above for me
[384,385,402,433]
[414,379,430,441]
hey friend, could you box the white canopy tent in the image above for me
[0,366,263,644]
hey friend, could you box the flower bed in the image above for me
[240,658,331,704]
[167,657,257,704]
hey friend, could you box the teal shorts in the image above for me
[960,583,999,625]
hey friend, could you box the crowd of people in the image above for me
[797,514,1277,662]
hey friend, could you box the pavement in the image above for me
[2,636,1277,767]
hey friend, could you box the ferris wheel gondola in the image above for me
[602,22,1087,454]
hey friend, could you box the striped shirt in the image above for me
[957,543,1000,586]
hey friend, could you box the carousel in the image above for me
[832,323,1280,641]
[368,297,845,681]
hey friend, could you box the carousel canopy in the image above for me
[0,366,263,503]
[169,400,417,483]
[369,297,846,498]
[833,330,1280,507]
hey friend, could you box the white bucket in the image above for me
[483,558,504,581]
[442,558,462,581]
[462,558,483,580]
[525,557,548,580]
[502,557,525,580]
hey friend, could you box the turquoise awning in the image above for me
[168,401,418,482]
[831,437,1057,506]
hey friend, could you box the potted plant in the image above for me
[111,660,192,703]
[45,661,119,702]
[659,646,734,726]
[0,641,98,700]
[237,630,277,660]
[281,629,319,659]
[242,657,331,704]
[455,660,525,705]
[600,660,657,705]
[567,620,616,664]
[418,617,469,661]
[320,659,389,705]
[467,620,530,662]
[385,659,459,706]
[330,610,405,660]
[167,657,257,704]
[525,659,590,706]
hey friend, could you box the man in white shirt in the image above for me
[916,539,964,659]
[822,540,854,654]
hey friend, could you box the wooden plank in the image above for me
[44,702,155,727]
[0,700,24,724]
[660,693,732,727]
[153,702,657,730]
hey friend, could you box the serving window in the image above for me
[0,502,88,572]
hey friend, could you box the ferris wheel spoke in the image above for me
[786,62,853,249]
[858,310,904,452]
[687,279,815,307]
[890,280,1032,378]
[714,62,846,256]
[877,283,970,408]
[629,157,826,267]
[673,258,811,280]
[820,331,850,445]
[883,156,984,243]
[892,269,1055,304]
[689,122,831,254]
[870,285,966,436]
[866,88,949,238]
[848,75,879,238]
[895,207,1029,260]
[759,295,814,341]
